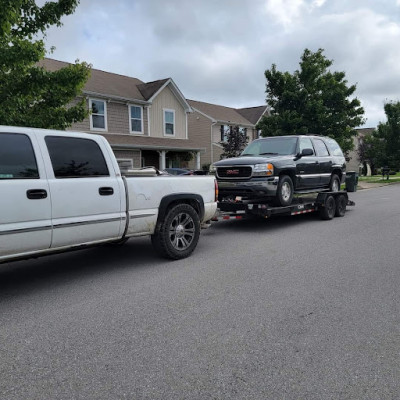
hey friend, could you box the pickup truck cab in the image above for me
[212,135,346,206]
[0,126,217,262]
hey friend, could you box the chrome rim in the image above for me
[169,212,195,251]
[281,182,291,201]
[332,179,340,192]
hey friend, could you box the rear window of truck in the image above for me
[45,136,109,178]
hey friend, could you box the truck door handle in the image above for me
[27,189,48,200]
[99,187,114,196]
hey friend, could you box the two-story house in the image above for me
[188,100,269,166]
[40,59,268,171]
[41,59,208,171]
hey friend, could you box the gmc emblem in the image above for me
[226,169,240,175]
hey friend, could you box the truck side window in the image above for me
[313,139,329,157]
[0,133,39,179]
[45,136,109,178]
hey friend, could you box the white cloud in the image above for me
[39,0,400,127]
[312,0,326,7]
[265,0,306,29]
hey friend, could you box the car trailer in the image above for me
[212,191,355,222]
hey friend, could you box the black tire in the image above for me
[329,174,341,192]
[151,204,200,260]
[275,175,294,206]
[334,194,347,217]
[319,195,336,220]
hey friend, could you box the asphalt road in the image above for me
[1,185,400,400]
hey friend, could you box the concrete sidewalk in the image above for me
[357,180,398,190]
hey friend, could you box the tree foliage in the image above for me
[357,133,381,175]
[359,102,400,173]
[0,0,90,129]
[257,48,365,154]
[220,125,249,159]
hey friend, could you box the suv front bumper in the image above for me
[217,177,279,200]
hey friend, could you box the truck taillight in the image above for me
[215,179,219,202]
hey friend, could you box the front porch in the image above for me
[112,144,204,171]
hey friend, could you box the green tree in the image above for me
[357,133,383,175]
[364,102,400,172]
[220,125,249,159]
[0,0,90,129]
[257,48,365,154]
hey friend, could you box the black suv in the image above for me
[212,135,346,206]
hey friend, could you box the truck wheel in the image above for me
[319,195,336,220]
[329,174,341,192]
[334,194,347,217]
[275,175,293,206]
[151,204,200,260]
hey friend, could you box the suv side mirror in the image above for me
[295,148,314,160]
[301,148,314,156]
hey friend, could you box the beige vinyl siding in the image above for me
[150,86,187,139]
[212,124,222,146]
[69,99,149,136]
[187,111,212,166]
[114,150,141,168]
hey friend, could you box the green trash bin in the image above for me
[345,171,358,192]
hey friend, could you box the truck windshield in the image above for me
[241,137,298,156]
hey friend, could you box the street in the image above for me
[1,184,400,399]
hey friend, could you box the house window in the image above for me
[89,99,107,131]
[164,109,175,136]
[220,125,231,142]
[129,105,143,134]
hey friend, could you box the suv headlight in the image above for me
[209,164,216,175]
[252,163,274,177]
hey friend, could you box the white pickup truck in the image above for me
[0,126,218,262]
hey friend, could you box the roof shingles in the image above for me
[188,99,257,126]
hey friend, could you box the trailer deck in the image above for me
[212,191,355,222]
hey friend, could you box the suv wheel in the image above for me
[329,174,340,192]
[275,175,294,206]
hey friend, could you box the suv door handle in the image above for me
[99,187,114,196]
[27,189,48,200]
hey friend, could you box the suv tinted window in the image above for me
[298,138,314,155]
[0,133,39,179]
[313,139,329,157]
[242,137,298,156]
[325,138,344,156]
[45,136,109,178]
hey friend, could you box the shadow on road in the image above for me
[208,211,328,233]
[0,236,162,296]
[0,208,355,296]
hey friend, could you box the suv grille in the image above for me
[217,166,252,179]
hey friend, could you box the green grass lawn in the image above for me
[358,172,400,184]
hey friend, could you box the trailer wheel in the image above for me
[151,203,200,260]
[334,194,347,217]
[275,175,294,206]
[319,195,336,220]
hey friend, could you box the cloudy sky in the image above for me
[42,0,400,128]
